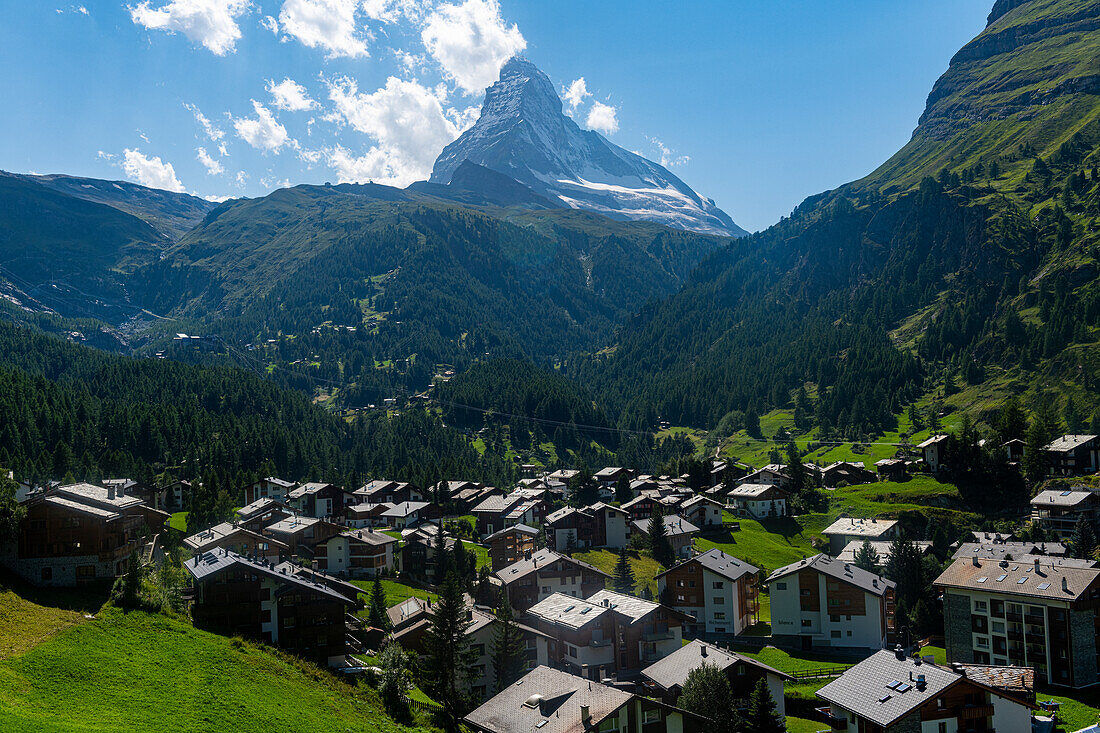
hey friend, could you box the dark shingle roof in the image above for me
[184,549,351,605]
[495,549,608,586]
[641,640,791,691]
[934,556,1100,601]
[658,548,758,582]
[767,554,894,596]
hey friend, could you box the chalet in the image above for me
[822,517,898,556]
[594,467,630,486]
[725,483,789,519]
[837,540,932,565]
[380,500,437,529]
[545,506,597,551]
[3,482,168,587]
[273,560,362,604]
[588,589,690,674]
[471,492,544,537]
[1003,438,1025,463]
[495,548,609,612]
[815,648,1034,733]
[263,515,343,554]
[740,464,789,488]
[183,522,288,559]
[587,502,630,549]
[545,469,579,488]
[244,476,296,505]
[621,494,658,522]
[345,502,393,528]
[630,515,699,560]
[398,522,455,583]
[709,459,749,488]
[287,482,354,520]
[935,556,1100,685]
[313,528,398,578]
[1045,434,1100,476]
[821,461,877,487]
[7,470,33,503]
[679,495,723,528]
[917,434,950,473]
[162,478,193,512]
[354,479,424,505]
[463,666,708,733]
[1029,489,1100,539]
[656,548,759,636]
[487,524,540,571]
[766,554,896,651]
[235,497,295,533]
[641,640,791,716]
[874,458,907,481]
[184,549,352,668]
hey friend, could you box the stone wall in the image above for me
[943,591,975,665]
[1070,607,1098,687]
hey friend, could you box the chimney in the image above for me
[1063,576,1069,592]
[700,645,707,658]
[894,645,905,661]
[1034,558,1042,574]
[580,705,590,723]
[107,485,116,500]
[971,556,980,568]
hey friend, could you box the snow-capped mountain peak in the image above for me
[431,57,746,237]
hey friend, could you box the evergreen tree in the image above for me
[884,536,926,618]
[614,474,632,504]
[433,523,451,585]
[1071,515,1097,560]
[564,530,578,556]
[612,546,636,594]
[853,540,880,573]
[423,573,477,729]
[745,406,762,439]
[378,642,412,717]
[648,502,674,568]
[0,472,26,545]
[743,676,785,733]
[1022,419,1051,484]
[676,661,740,733]
[785,441,806,493]
[491,589,525,693]
[367,575,391,630]
[995,397,1028,445]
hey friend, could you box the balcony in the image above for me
[815,707,847,730]
[643,630,676,642]
[960,705,995,720]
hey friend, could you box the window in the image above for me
[541,586,551,594]
[801,620,812,628]
[776,582,787,591]
[643,709,660,724]
[975,636,989,648]
[801,589,811,597]
[677,579,685,588]
[471,644,485,656]
[283,616,296,628]
[831,630,841,638]
[992,621,1005,633]
[567,645,578,658]
[713,597,724,605]
[974,600,988,612]
[712,581,724,589]
[846,630,852,637]
[714,612,725,620]
[938,724,947,733]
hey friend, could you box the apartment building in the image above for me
[1029,489,1100,540]
[494,548,609,612]
[935,556,1100,687]
[656,548,760,636]
[821,517,898,556]
[313,528,398,578]
[486,524,540,571]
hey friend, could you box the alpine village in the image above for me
[11,1,1100,732]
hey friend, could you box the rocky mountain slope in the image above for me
[431,57,747,238]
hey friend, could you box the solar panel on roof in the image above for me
[977,577,988,583]
[896,683,912,693]
[1017,578,1027,585]
[1038,582,1051,590]
[1062,490,1073,496]
[997,574,1008,582]
[887,680,901,689]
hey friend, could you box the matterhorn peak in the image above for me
[431,57,746,237]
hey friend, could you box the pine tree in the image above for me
[1071,515,1097,560]
[676,660,740,733]
[433,523,451,585]
[853,540,880,573]
[1022,419,1051,484]
[367,575,391,630]
[423,573,477,728]
[785,441,806,493]
[648,502,674,568]
[612,546,636,594]
[491,589,525,692]
[0,472,26,545]
[564,530,578,556]
[614,474,632,504]
[744,676,785,733]
[884,536,927,620]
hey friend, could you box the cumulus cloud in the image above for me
[260,14,279,33]
[184,102,225,141]
[362,0,425,23]
[325,75,464,186]
[586,100,618,135]
[129,0,251,56]
[197,146,224,174]
[562,77,590,114]
[121,148,186,192]
[218,141,230,156]
[266,78,316,112]
[278,0,370,58]
[204,193,233,202]
[421,0,525,95]
[234,101,294,153]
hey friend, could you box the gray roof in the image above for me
[1046,434,1099,452]
[265,515,323,535]
[237,497,292,520]
[184,549,351,605]
[381,501,431,518]
[587,502,627,516]
[1031,489,1094,508]
[951,541,1068,561]
[485,523,539,541]
[934,556,1100,601]
[56,482,142,510]
[495,549,608,586]
[340,528,398,546]
[43,495,119,520]
[288,481,337,498]
[585,589,661,624]
[822,517,897,538]
[183,522,287,552]
[816,650,963,727]
[917,434,950,449]
[464,666,633,733]
[727,483,785,499]
[630,515,699,537]
[659,548,758,583]
[545,506,591,525]
[767,554,894,596]
[527,593,611,630]
[641,640,791,691]
[681,495,722,509]
[837,540,931,564]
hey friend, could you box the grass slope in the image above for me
[0,603,435,733]
[574,549,665,598]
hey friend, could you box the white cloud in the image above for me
[129,0,251,56]
[325,75,463,186]
[362,0,425,23]
[184,102,225,141]
[234,100,294,153]
[121,148,186,192]
[75,5,88,14]
[278,0,370,58]
[649,137,689,168]
[260,14,279,33]
[197,146,224,174]
[235,170,249,187]
[562,77,590,114]
[421,0,525,95]
[204,193,233,202]
[586,100,618,135]
[218,141,230,156]
[97,150,115,161]
[266,77,316,112]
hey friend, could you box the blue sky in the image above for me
[0,1,990,231]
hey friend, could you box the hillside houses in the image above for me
[184,522,288,559]
[1029,489,1100,539]
[494,548,609,612]
[725,483,789,519]
[631,515,699,560]
[287,482,355,520]
[312,527,397,578]
[822,517,898,556]
[471,491,545,537]
[487,524,540,571]
[656,548,760,636]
